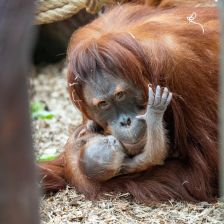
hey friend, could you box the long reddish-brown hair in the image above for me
[55,4,220,202]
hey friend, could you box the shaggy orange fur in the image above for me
[39,4,220,203]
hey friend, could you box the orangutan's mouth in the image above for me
[122,136,146,156]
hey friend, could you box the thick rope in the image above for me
[35,0,114,25]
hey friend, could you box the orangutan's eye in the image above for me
[98,101,110,110]
[115,91,126,101]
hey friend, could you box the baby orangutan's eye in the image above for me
[115,91,126,101]
[98,101,110,110]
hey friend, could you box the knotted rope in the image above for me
[35,0,115,25]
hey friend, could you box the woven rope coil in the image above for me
[35,0,114,25]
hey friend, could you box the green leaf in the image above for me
[30,101,54,120]
[37,154,59,162]
[32,111,54,120]
[30,101,45,113]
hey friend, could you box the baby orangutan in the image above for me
[65,85,172,183]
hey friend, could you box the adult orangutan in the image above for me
[39,4,220,203]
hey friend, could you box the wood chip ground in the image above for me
[31,61,224,224]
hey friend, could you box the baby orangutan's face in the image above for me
[80,135,126,182]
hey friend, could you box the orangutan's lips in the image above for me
[123,138,145,148]
[121,136,146,156]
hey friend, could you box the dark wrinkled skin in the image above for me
[83,71,147,155]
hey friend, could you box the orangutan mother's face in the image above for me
[83,71,147,154]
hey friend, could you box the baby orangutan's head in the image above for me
[79,135,125,182]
